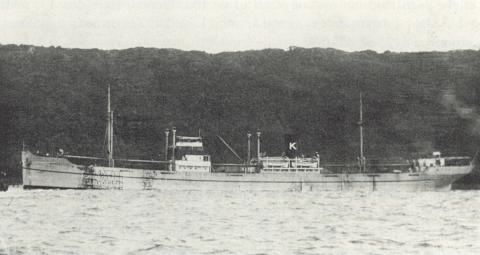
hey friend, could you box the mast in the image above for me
[164,128,170,161]
[256,130,261,159]
[107,84,114,167]
[171,127,176,171]
[359,92,364,172]
[247,132,251,163]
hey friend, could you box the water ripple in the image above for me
[0,189,479,254]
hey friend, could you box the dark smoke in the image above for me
[442,88,480,135]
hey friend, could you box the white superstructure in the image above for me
[174,136,211,172]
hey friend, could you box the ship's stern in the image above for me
[427,164,474,191]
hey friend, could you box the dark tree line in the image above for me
[1,44,480,185]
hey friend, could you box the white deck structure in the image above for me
[174,136,211,172]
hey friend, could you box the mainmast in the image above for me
[359,92,365,172]
[107,84,114,167]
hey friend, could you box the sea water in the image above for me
[0,188,479,255]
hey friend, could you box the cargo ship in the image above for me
[21,88,474,191]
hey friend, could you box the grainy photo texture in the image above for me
[1,0,479,254]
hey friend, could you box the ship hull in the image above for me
[22,151,473,191]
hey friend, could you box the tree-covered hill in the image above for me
[1,44,480,185]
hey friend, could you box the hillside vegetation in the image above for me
[1,44,480,184]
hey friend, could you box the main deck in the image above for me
[22,151,473,191]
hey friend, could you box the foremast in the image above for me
[359,92,365,172]
[107,84,114,167]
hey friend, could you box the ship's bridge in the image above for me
[174,136,211,172]
[175,136,206,155]
[176,136,204,148]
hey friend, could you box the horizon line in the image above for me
[1,42,479,55]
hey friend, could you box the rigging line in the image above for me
[64,155,105,160]
[216,135,243,161]
[113,158,170,163]
[113,125,122,158]
[102,123,108,158]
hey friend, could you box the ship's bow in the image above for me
[22,150,86,189]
